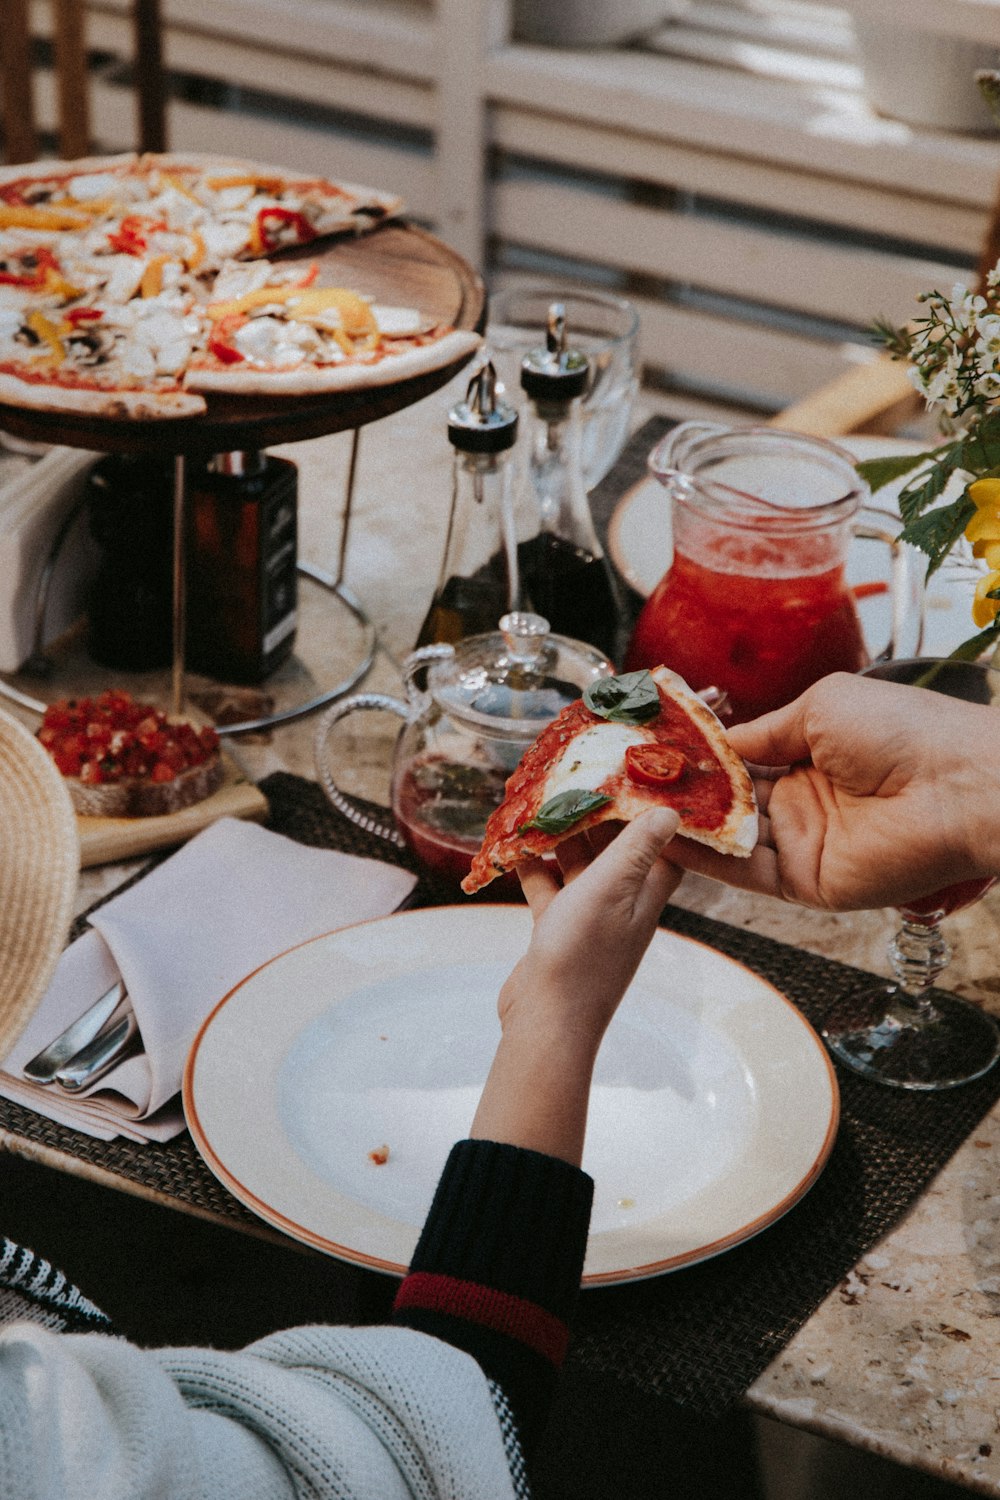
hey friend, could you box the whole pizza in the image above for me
[0,152,481,419]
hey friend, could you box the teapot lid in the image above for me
[426,611,612,737]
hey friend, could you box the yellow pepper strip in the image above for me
[205,173,283,193]
[53,194,118,217]
[0,204,89,231]
[206,285,298,321]
[185,229,206,271]
[25,310,65,362]
[39,268,81,301]
[140,254,171,298]
[973,570,1000,628]
[248,216,264,256]
[160,172,199,201]
[286,288,376,336]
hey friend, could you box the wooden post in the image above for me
[0,0,38,164]
[53,0,91,159]
[435,0,510,269]
[134,0,168,152]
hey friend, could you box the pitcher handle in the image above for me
[313,693,410,847]
[853,503,925,664]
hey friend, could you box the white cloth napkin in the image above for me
[1,818,417,1141]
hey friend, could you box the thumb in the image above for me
[727,693,812,768]
[594,807,680,898]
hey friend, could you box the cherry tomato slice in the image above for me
[624,743,687,787]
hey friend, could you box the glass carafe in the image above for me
[624,422,924,721]
[314,612,613,890]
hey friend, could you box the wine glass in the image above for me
[485,285,640,488]
[821,657,1000,1090]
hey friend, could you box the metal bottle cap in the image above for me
[520,303,589,403]
[447,360,519,453]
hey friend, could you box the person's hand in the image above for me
[498,808,682,1044]
[667,672,1000,911]
[470,809,681,1164]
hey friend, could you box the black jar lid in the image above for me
[520,302,589,403]
[447,359,519,453]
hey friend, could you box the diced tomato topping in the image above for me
[624,743,688,788]
[255,205,316,253]
[36,691,218,787]
[107,214,167,255]
[65,306,104,324]
[0,245,60,288]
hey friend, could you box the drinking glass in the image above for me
[821,658,1000,1090]
[486,285,640,488]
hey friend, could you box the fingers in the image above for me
[665,834,783,900]
[726,694,818,769]
[517,856,560,917]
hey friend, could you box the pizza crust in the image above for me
[0,369,207,419]
[185,329,482,393]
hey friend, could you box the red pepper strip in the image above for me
[65,306,104,324]
[0,246,60,288]
[256,205,317,253]
[207,315,246,364]
[107,215,167,255]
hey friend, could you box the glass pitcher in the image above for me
[314,613,613,890]
[624,423,925,722]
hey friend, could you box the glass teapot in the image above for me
[314,612,613,888]
[625,422,925,722]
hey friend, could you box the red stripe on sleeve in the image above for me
[393,1271,570,1367]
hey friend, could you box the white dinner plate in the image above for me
[184,906,838,1285]
[608,434,978,659]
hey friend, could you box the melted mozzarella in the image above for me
[541,724,646,803]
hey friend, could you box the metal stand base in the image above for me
[0,427,377,735]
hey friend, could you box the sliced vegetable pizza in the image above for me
[0,152,480,418]
[462,666,758,894]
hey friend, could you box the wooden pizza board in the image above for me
[77,750,268,868]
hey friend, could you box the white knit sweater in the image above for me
[0,1321,520,1500]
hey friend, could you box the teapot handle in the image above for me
[313,693,410,847]
[853,503,925,664]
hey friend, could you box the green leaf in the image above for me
[898,493,975,577]
[519,789,611,836]
[957,409,1000,473]
[584,670,660,725]
[896,460,957,525]
[946,619,1000,662]
[855,453,930,494]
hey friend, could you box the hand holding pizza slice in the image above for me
[461,666,758,894]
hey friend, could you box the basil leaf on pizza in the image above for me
[463,664,758,893]
[583,670,660,725]
[519,789,612,835]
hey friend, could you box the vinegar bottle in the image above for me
[517,303,622,661]
[185,449,298,684]
[415,360,520,647]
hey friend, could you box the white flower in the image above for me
[975,371,1000,401]
[977,315,1000,357]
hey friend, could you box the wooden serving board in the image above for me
[77,751,268,868]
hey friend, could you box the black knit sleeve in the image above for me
[390,1138,593,1455]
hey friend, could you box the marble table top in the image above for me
[64,376,1000,1493]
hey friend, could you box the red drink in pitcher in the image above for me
[625,549,867,722]
[625,422,921,723]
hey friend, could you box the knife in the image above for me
[53,1008,140,1092]
[22,981,126,1084]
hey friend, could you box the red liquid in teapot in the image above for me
[394,755,521,897]
[901,877,997,923]
[625,549,867,722]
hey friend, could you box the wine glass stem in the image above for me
[888,917,951,1016]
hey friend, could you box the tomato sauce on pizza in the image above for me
[462,666,757,893]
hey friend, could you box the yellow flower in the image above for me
[973,569,1000,627]
[965,480,1000,621]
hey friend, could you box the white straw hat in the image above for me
[0,706,78,1057]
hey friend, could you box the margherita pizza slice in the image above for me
[462,666,757,894]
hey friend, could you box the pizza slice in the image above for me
[461,666,757,894]
[183,269,481,394]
